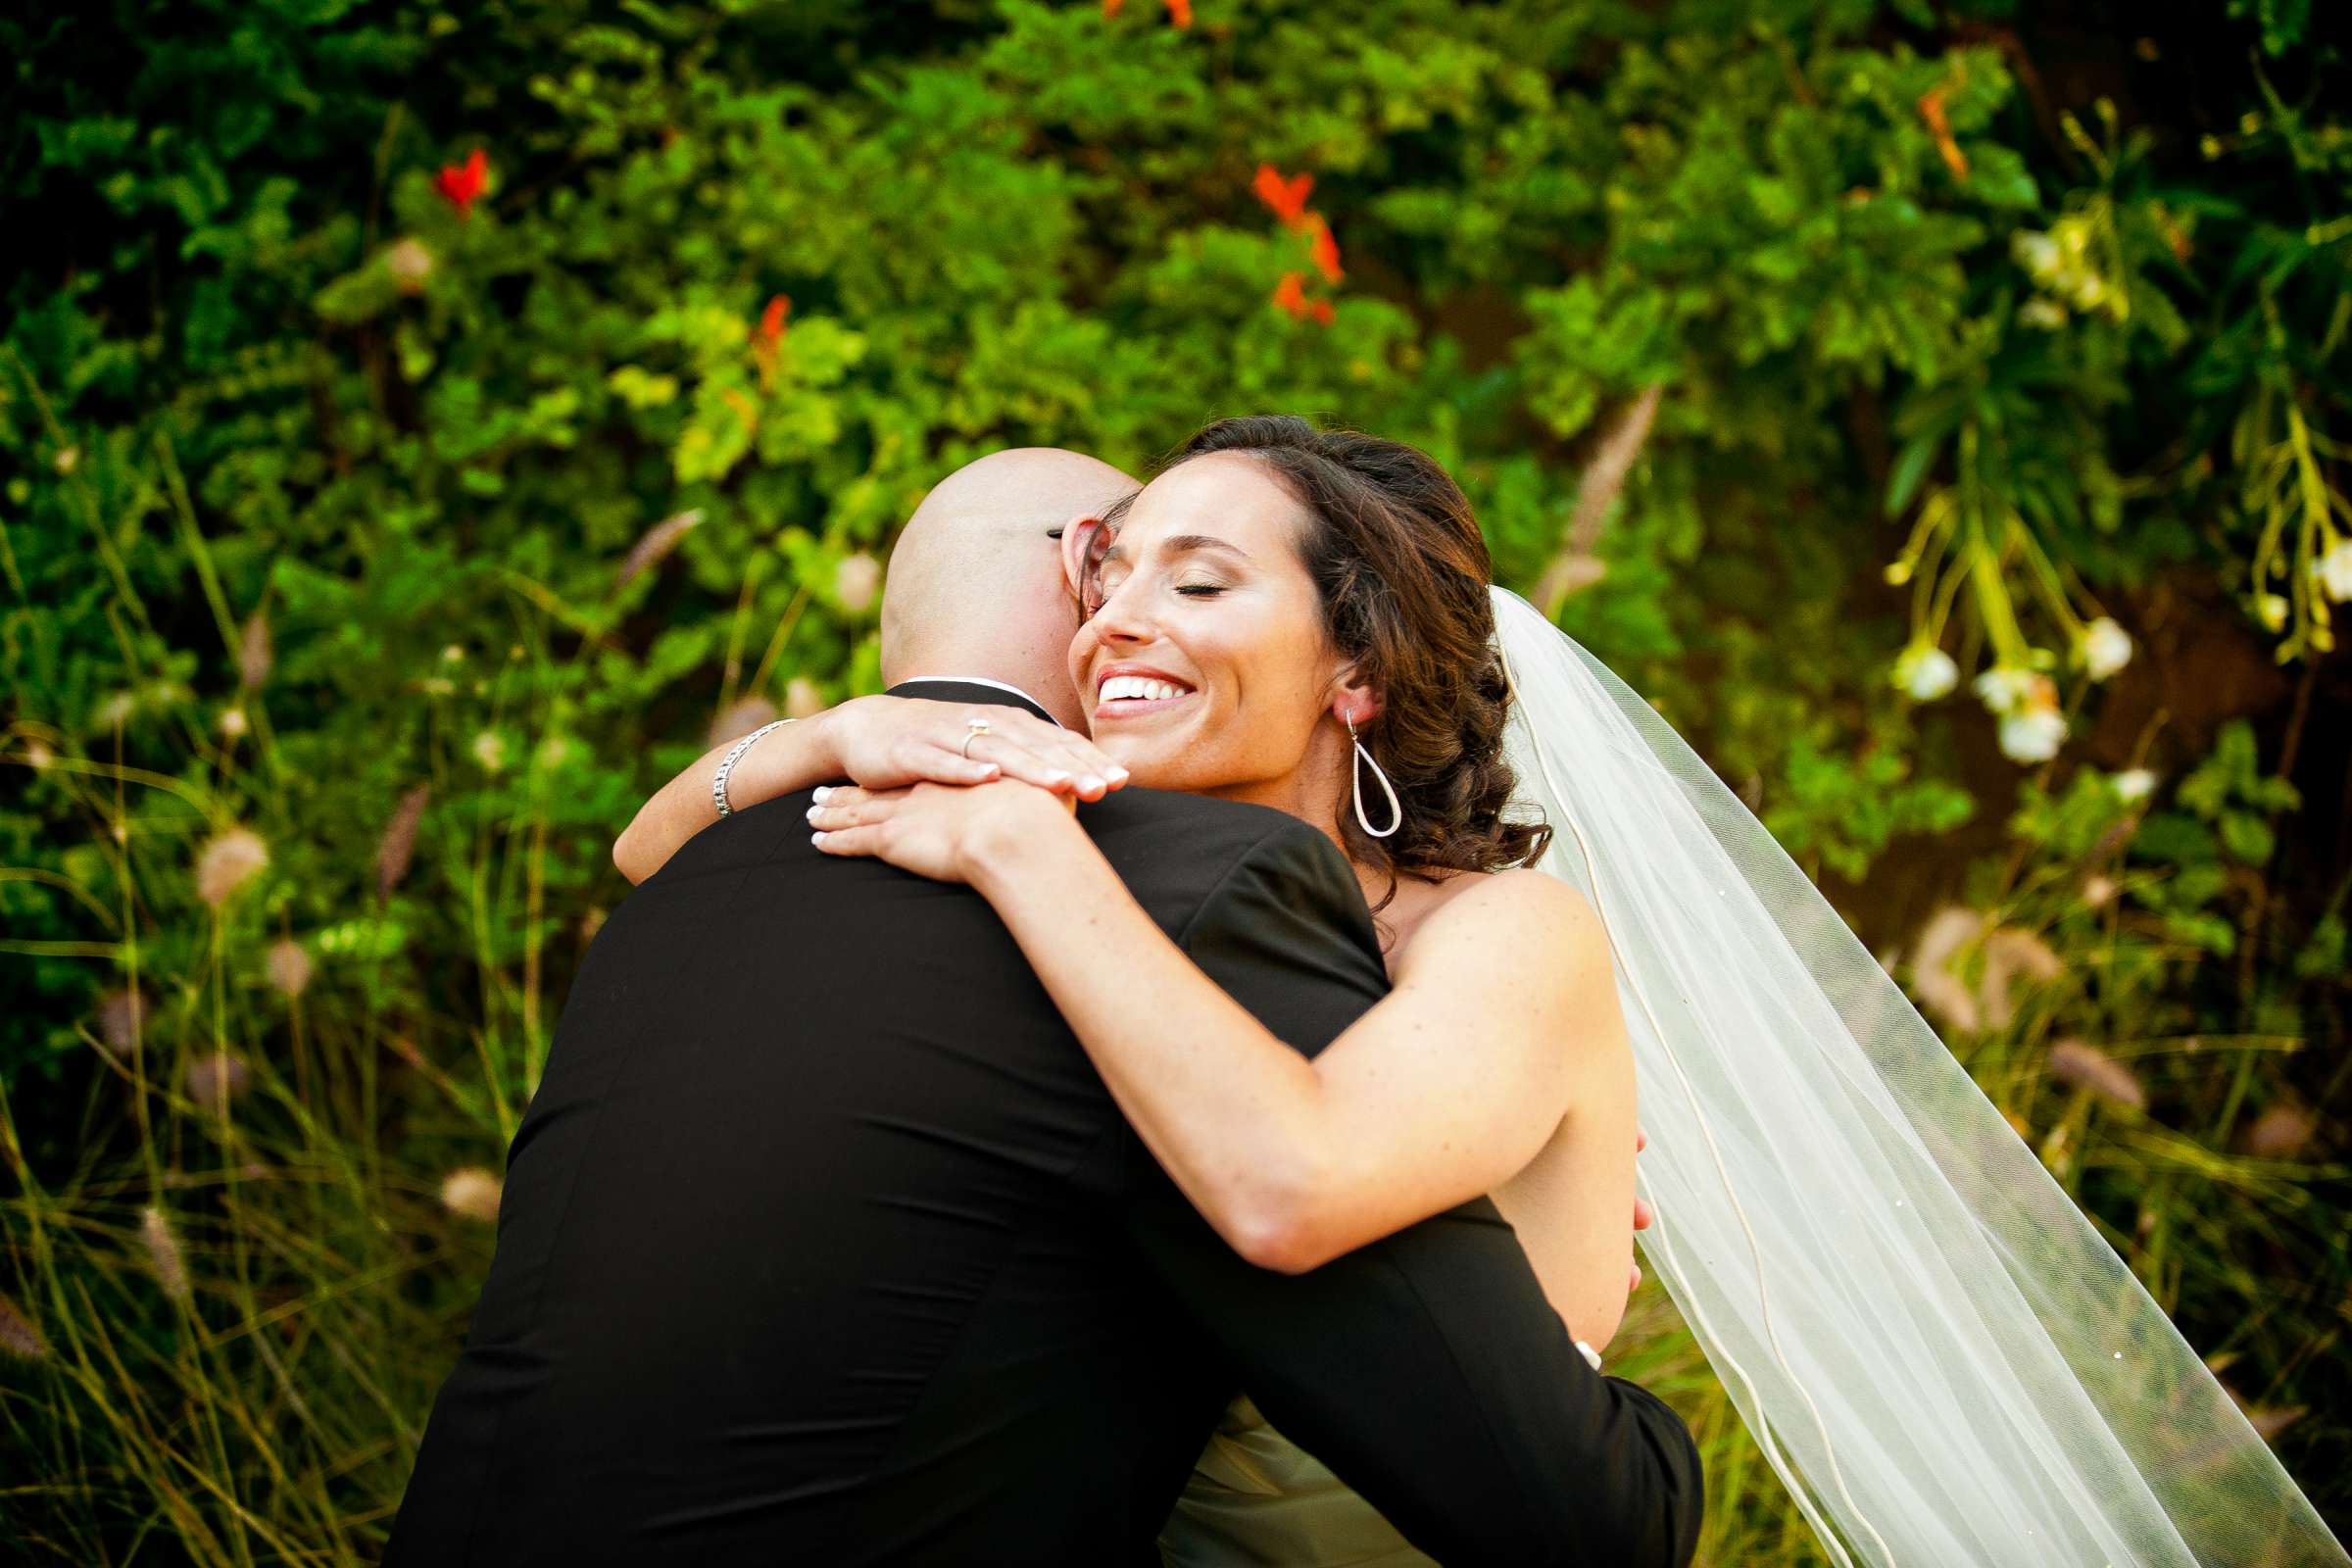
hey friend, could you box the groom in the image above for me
[385,449,1703,1565]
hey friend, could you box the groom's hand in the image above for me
[1631,1122,1651,1295]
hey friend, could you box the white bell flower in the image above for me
[2080,617,2132,680]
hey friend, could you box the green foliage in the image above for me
[3,1,2347,1561]
[1770,728,1976,882]
[1939,749,2352,1514]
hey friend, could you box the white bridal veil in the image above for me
[1488,584,2347,1568]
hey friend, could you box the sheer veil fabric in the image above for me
[1488,585,2347,1568]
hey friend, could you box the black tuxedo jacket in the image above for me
[384,681,1701,1566]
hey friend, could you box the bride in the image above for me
[621,416,2347,1566]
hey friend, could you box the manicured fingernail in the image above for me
[1079,775,1104,793]
[1045,770,1072,786]
[1107,766,1130,782]
[810,831,828,847]
[806,804,823,823]
[811,786,833,804]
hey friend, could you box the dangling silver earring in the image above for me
[1346,715,1402,839]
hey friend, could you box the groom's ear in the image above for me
[1058,513,1111,604]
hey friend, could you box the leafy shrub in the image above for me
[3,1,2344,1559]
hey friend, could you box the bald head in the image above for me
[879,448,1137,727]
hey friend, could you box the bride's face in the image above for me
[1067,453,1354,811]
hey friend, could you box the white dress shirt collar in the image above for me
[891,675,1064,728]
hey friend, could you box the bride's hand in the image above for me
[826,697,1128,801]
[807,779,1076,885]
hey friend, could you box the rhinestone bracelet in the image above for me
[712,717,795,818]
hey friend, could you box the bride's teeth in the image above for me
[1101,675,1192,703]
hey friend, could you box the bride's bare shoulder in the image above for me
[1391,865,1601,969]
[1419,863,1592,923]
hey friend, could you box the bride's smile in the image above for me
[1091,666,1197,717]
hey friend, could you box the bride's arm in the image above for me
[612,697,1130,885]
[1487,1040,1641,1352]
[808,782,1629,1296]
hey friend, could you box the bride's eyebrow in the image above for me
[1164,533,1250,562]
[1102,534,1250,564]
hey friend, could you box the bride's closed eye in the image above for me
[1083,576,1227,618]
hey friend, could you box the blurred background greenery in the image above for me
[3,0,2347,1561]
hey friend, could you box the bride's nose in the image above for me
[1083,576,1156,649]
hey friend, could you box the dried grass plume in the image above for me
[195,827,269,907]
[376,785,430,899]
[141,1205,191,1301]
[441,1167,503,1224]
[185,1050,253,1111]
[2047,1038,2146,1110]
[613,508,705,590]
[1907,904,1989,1032]
[238,612,272,689]
[265,937,314,997]
[95,987,148,1058]
[2242,1102,2317,1160]
[0,1294,47,1360]
[1980,927,2066,1029]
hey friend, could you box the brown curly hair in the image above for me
[1094,415,1552,903]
